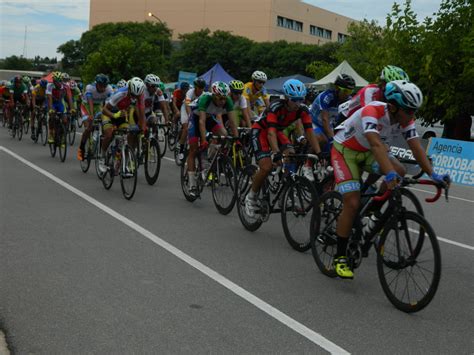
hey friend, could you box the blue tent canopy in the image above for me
[265,74,317,95]
[199,63,235,85]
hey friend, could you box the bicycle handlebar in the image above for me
[372,178,448,203]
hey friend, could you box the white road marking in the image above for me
[406,227,474,251]
[408,187,474,203]
[0,146,349,354]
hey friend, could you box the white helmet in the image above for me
[117,79,127,88]
[384,80,423,110]
[252,70,267,82]
[144,74,161,86]
[128,77,145,96]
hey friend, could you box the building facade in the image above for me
[89,0,354,45]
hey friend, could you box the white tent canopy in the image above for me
[311,60,369,88]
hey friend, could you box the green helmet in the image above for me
[22,75,31,84]
[158,82,165,91]
[380,65,410,82]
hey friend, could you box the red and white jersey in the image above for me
[342,84,383,118]
[107,87,144,111]
[334,101,418,152]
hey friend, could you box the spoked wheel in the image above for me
[120,145,138,200]
[68,119,76,146]
[281,176,319,252]
[23,115,30,135]
[377,211,441,313]
[157,125,167,158]
[101,148,115,190]
[211,156,237,215]
[168,124,178,151]
[77,115,83,128]
[180,151,199,202]
[310,191,343,277]
[144,138,161,185]
[236,164,263,232]
[58,121,67,162]
[17,115,23,141]
[41,118,48,146]
[80,136,93,173]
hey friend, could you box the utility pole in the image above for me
[23,26,28,58]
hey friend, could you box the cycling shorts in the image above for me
[51,101,65,113]
[330,142,381,194]
[101,107,137,131]
[251,128,292,161]
[188,113,223,144]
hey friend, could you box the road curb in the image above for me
[0,331,9,355]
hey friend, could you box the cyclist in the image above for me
[243,71,270,120]
[99,77,146,172]
[330,80,449,279]
[143,74,169,125]
[302,74,355,181]
[77,74,113,161]
[186,81,239,196]
[46,71,75,144]
[340,65,410,121]
[229,80,251,128]
[177,78,207,161]
[244,79,322,217]
[31,79,48,140]
[117,79,127,89]
[7,76,29,129]
[172,82,190,123]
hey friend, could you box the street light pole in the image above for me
[148,12,165,59]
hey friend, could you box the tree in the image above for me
[0,55,33,70]
[57,40,83,75]
[306,60,336,80]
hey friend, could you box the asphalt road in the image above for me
[0,128,473,354]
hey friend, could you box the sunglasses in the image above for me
[288,97,304,103]
[337,86,353,94]
[231,90,242,95]
[255,80,266,85]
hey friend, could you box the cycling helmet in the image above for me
[117,79,127,88]
[69,80,77,89]
[78,82,83,91]
[229,80,244,92]
[95,73,109,85]
[179,81,190,90]
[158,82,166,92]
[40,79,48,88]
[128,77,145,96]
[62,72,70,81]
[380,65,409,82]
[31,79,37,86]
[384,80,423,110]
[334,73,355,90]
[52,71,63,82]
[22,75,31,84]
[283,79,307,99]
[193,78,206,89]
[305,86,318,103]
[13,76,22,84]
[144,74,161,86]
[252,70,267,82]
[211,81,230,96]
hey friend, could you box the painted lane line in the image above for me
[408,187,474,203]
[406,228,474,251]
[0,146,349,355]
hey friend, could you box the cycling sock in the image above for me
[336,235,349,257]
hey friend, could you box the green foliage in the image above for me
[0,55,34,70]
[306,60,336,80]
[57,40,83,75]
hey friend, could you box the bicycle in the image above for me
[180,135,238,215]
[136,122,161,186]
[33,106,48,146]
[310,177,448,312]
[48,111,68,162]
[79,113,103,175]
[237,154,320,252]
[156,112,168,158]
[101,127,138,200]
[10,104,25,141]
[66,111,76,146]
[23,106,31,135]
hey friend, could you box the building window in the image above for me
[277,16,303,32]
[310,25,332,39]
[338,33,347,43]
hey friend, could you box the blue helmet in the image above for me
[283,79,307,99]
[95,73,109,85]
[384,80,423,110]
[39,79,48,88]
[180,81,190,90]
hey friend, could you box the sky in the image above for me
[0,0,443,59]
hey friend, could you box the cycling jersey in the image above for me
[84,83,113,105]
[342,84,382,118]
[9,83,28,100]
[143,87,165,115]
[32,84,47,99]
[106,87,144,111]
[46,82,69,103]
[243,82,269,114]
[334,101,418,152]
[310,89,347,129]
[197,94,234,115]
[173,89,186,109]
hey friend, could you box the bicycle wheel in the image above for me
[144,138,161,185]
[120,145,138,200]
[102,148,115,190]
[211,155,237,215]
[377,211,441,313]
[180,151,199,202]
[49,128,57,157]
[168,123,178,151]
[80,136,93,173]
[58,121,67,162]
[68,119,76,146]
[236,164,263,231]
[23,114,29,134]
[310,191,343,278]
[17,114,23,141]
[157,125,167,158]
[41,117,48,146]
[77,115,83,128]
[281,176,318,252]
